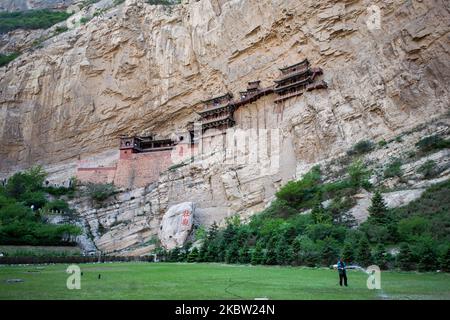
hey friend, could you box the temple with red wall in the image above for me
[76,58,327,189]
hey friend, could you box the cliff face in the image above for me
[1,0,448,176]
[0,0,449,253]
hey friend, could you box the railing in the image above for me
[198,103,232,115]
[140,146,174,152]
[231,87,274,108]
[201,114,233,125]
[274,89,305,103]
[274,77,312,93]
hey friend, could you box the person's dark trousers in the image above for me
[339,271,348,286]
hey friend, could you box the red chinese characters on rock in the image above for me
[181,210,191,226]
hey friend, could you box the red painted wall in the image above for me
[77,149,175,189]
[114,150,173,189]
[76,167,116,185]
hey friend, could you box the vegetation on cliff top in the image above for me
[0,10,72,34]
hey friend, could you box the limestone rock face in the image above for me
[158,202,194,250]
[69,186,163,255]
[1,0,449,177]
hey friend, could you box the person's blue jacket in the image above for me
[337,260,346,273]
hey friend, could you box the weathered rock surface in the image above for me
[69,186,162,254]
[45,213,98,252]
[348,188,426,224]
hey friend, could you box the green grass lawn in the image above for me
[0,262,449,300]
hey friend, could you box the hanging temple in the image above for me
[76,59,327,188]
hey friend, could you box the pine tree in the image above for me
[398,243,414,271]
[440,247,450,272]
[205,243,219,262]
[207,222,219,240]
[418,245,438,272]
[216,240,226,262]
[373,243,387,270]
[311,200,330,224]
[201,222,220,262]
[341,241,355,264]
[329,197,356,228]
[320,238,339,266]
[187,247,199,262]
[275,238,293,265]
[264,246,277,265]
[291,238,301,265]
[178,249,188,262]
[198,244,207,262]
[356,237,372,267]
[285,245,294,265]
[251,243,264,265]
[225,242,239,264]
[368,191,389,224]
[223,223,237,244]
[238,245,251,264]
[169,247,180,262]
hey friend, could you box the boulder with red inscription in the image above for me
[159,202,195,250]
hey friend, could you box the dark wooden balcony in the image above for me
[201,115,235,131]
[274,77,312,93]
[274,67,311,83]
[274,88,305,104]
[119,136,176,153]
[197,104,235,117]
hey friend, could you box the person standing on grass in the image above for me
[337,258,348,287]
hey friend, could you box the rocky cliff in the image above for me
[0,0,449,254]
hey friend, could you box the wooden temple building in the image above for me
[193,58,327,131]
[119,135,176,156]
[76,58,327,189]
[274,59,327,103]
[120,58,327,149]
[234,80,274,108]
[196,93,235,132]
[196,81,276,133]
